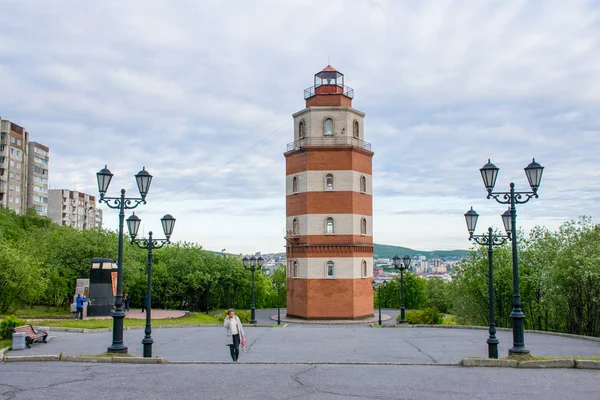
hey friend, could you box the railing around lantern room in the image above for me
[287,136,371,152]
[304,85,355,100]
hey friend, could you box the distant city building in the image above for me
[48,189,103,230]
[0,117,49,215]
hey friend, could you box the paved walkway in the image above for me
[8,323,600,363]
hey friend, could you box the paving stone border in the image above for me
[462,358,600,370]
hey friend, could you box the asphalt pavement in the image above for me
[6,317,600,363]
[1,362,599,400]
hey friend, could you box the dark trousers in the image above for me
[228,334,240,361]
[76,307,83,320]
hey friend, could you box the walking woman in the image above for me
[224,308,245,362]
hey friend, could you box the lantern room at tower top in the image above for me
[304,65,354,107]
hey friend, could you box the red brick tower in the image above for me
[284,66,374,319]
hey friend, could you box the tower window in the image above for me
[327,261,334,278]
[360,175,367,193]
[353,120,359,138]
[361,218,367,235]
[293,218,299,235]
[292,176,298,193]
[293,260,299,278]
[325,174,334,191]
[299,121,305,139]
[326,217,334,234]
[362,260,368,277]
[324,118,333,136]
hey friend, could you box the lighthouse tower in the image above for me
[284,66,374,319]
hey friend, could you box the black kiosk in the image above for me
[87,257,118,317]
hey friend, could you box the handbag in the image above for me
[241,336,247,352]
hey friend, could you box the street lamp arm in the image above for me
[469,234,509,247]
[487,190,538,205]
[131,238,170,250]
[99,196,147,210]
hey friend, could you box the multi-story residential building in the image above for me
[0,118,30,214]
[48,189,103,230]
[27,142,50,215]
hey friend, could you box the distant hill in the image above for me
[373,243,469,260]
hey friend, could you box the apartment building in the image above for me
[48,189,103,230]
[27,142,50,215]
[0,118,31,214]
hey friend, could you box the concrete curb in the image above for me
[0,346,10,362]
[4,354,60,362]
[462,358,518,368]
[575,360,600,370]
[518,359,575,368]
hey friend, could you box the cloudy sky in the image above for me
[1,0,599,254]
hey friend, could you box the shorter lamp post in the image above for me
[272,281,285,325]
[242,255,264,324]
[464,207,510,359]
[371,280,387,326]
[393,254,412,324]
[126,212,176,358]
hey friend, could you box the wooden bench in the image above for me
[13,325,48,348]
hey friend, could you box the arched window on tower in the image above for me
[360,175,367,193]
[361,218,367,235]
[293,260,299,278]
[353,120,359,138]
[325,174,334,191]
[362,260,368,277]
[326,261,334,278]
[324,118,333,136]
[292,218,299,236]
[299,121,305,139]
[292,176,298,194]
[326,217,334,234]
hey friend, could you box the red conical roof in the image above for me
[321,65,338,72]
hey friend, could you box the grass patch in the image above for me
[441,315,457,325]
[0,339,11,349]
[2,306,71,318]
[30,312,219,329]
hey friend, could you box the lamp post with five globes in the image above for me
[96,165,152,354]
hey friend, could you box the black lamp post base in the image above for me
[487,338,499,359]
[142,338,153,358]
[399,307,407,324]
[508,347,530,356]
[107,344,128,354]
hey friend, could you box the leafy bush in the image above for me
[0,315,26,339]
[399,307,442,325]
[216,310,251,324]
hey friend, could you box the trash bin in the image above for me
[11,332,26,350]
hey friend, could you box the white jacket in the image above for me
[224,315,245,345]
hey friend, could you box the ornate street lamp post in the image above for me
[242,255,264,324]
[480,158,543,356]
[126,213,175,358]
[96,165,152,354]
[371,280,387,326]
[393,254,411,324]
[464,207,510,359]
[272,281,285,325]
